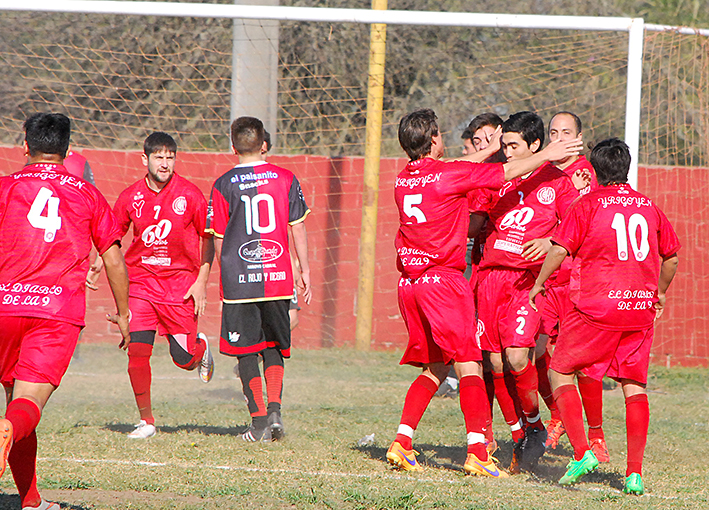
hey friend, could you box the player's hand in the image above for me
[107,312,131,350]
[85,260,103,291]
[528,283,546,312]
[654,293,666,320]
[486,125,502,152]
[571,168,592,191]
[184,281,208,317]
[543,135,583,162]
[522,237,552,261]
[298,270,312,305]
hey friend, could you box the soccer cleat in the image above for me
[198,333,214,383]
[544,418,566,449]
[434,380,459,398]
[519,426,547,472]
[624,473,645,495]
[464,452,509,478]
[590,437,610,462]
[0,418,13,478]
[127,420,156,439]
[509,437,522,475]
[240,424,272,443]
[386,441,422,471]
[558,449,599,485]
[22,500,60,510]
[268,411,285,441]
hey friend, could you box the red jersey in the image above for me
[114,173,209,304]
[553,184,681,331]
[480,162,578,273]
[562,155,598,195]
[0,163,121,325]
[207,161,310,304]
[394,158,504,279]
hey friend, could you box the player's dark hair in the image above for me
[144,132,177,156]
[264,130,272,152]
[590,137,630,186]
[502,111,544,152]
[462,112,503,141]
[550,111,582,134]
[398,108,439,161]
[231,116,265,155]
[23,113,71,158]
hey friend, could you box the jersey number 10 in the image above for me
[241,193,276,235]
[611,212,649,262]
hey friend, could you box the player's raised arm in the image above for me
[503,136,582,181]
[529,244,568,312]
[654,253,679,320]
[102,243,131,348]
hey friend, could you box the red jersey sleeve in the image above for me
[91,193,122,255]
[192,189,210,239]
[657,207,681,257]
[113,190,133,238]
[552,198,589,256]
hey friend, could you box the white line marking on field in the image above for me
[38,456,682,500]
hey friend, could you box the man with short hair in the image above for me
[476,111,579,473]
[0,113,130,510]
[461,112,504,156]
[90,132,215,439]
[387,108,581,476]
[208,117,311,442]
[529,138,680,494]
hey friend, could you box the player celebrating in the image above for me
[387,108,581,476]
[0,113,130,510]
[529,138,680,494]
[90,132,215,439]
[476,111,578,473]
[207,117,311,442]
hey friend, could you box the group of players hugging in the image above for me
[0,113,310,510]
[387,108,680,495]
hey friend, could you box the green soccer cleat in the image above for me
[559,449,599,486]
[624,473,645,495]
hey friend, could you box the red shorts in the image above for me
[129,296,197,337]
[550,307,654,384]
[540,284,571,345]
[0,316,81,387]
[477,268,541,352]
[398,269,480,367]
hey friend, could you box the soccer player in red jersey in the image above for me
[461,112,504,156]
[475,111,579,473]
[529,138,680,494]
[0,113,130,510]
[538,112,607,457]
[207,117,311,442]
[63,149,96,185]
[89,132,215,439]
[387,109,581,477]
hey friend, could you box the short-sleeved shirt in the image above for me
[0,163,121,326]
[552,184,681,331]
[394,158,504,279]
[480,162,578,273]
[63,151,96,186]
[113,172,210,304]
[207,161,309,304]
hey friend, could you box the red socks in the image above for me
[8,430,41,508]
[492,371,524,442]
[625,393,649,476]
[459,375,490,461]
[264,365,284,411]
[395,375,438,450]
[511,361,543,430]
[5,398,41,443]
[578,376,604,440]
[127,342,154,424]
[536,352,561,421]
[553,384,589,460]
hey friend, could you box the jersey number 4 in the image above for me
[27,187,62,242]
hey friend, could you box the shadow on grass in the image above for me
[0,494,85,510]
[102,422,249,436]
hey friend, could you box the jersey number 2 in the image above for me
[27,187,62,242]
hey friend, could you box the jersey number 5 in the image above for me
[27,187,62,242]
[403,194,427,223]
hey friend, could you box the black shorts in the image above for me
[220,299,291,358]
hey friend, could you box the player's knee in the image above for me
[505,349,530,371]
[168,334,199,370]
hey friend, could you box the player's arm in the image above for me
[503,136,583,181]
[468,212,486,239]
[183,235,214,317]
[290,221,311,305]
[86,253,105,290]
[213,236,223,268]
[521,236,552,261]
[102,243,131,349]
[654,253,679,320]
[447,126,502,163]
[529,243,568,311]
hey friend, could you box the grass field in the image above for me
[0,343,707,509]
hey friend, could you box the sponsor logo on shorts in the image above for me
[537,187,556,205]
[476,319,485,348]
[238,239,283,263]
[172,196,187,215]
[229,331,241,343]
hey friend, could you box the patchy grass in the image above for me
[0,344,707,509]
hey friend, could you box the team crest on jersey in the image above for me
[172,196,187,215]
[238,239,283,263]
[537,187,556,205]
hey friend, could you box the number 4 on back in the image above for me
[27,187,62,242]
